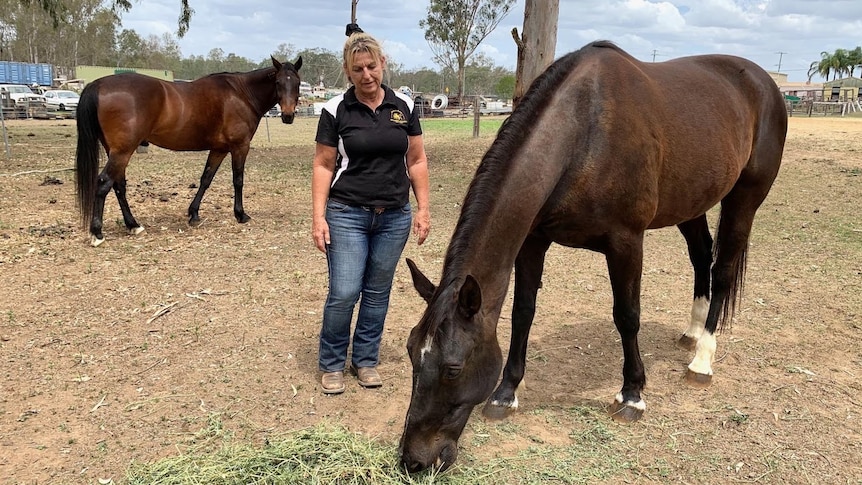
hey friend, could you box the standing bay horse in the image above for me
[399,41,787,472]
[75,56,302,246]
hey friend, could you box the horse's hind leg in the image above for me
[483,234,552,420]
[685,181,775,387]
[113,177,144,236]
[676,215,714,351]
[90,151,140,246]
[188,150,228,225]
[605,232,647,423]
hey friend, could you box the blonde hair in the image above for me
[343,32,385,73]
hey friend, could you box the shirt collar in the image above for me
[345,84,396,107]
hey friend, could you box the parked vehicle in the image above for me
[0,84,47,107]
[43,89,80,111]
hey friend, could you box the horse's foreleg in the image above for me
[188,151,228,225]
[676,215,714,351]
[230,147,251,224]
[605,233,647,423]
[483,234,551,421]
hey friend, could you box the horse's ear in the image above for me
[457,275,482,319]
[407,258,435,304]
[271,56,282,70]
[294,56,302,71]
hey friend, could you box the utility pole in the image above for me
[351,0,358,24]
[652,49,658,62]
[776,51,786,73]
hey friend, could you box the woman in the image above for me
[311,25,431,395]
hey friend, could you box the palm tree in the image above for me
[831,48,850,80]
[808,51,835,82]
[848,46,862,78]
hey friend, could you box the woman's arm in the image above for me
[406,134,431,245]
[312,143,338,253]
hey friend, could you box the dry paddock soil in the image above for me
[0,114,860,484]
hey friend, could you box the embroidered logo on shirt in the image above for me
[390,109,408,124]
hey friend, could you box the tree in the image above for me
[808,49,852,82]
[847,46,862,78]
[511,0,557,107]
[420,0,514,105]
[30,0,193,36]
[494,74,514,99]
[295,47,342,88]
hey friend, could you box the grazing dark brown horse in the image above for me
[399,41,787,473]
[75,56,302,246]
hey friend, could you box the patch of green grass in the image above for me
[422,117,505,137]
[126,417,643,484]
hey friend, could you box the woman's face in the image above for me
[347,51,384,98]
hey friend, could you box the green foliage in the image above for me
[1,1,514,93]
[495,74,515,99]
[419,0,515,99]
[808,46,862,81]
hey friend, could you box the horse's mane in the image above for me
[437,41,620,290]
[416,41,622,340]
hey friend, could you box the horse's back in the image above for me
[574,43,784,226]
[499,42,785,241]
[87,73,245,151]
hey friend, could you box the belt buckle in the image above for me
[374,207,385,214]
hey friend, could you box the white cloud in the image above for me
[118,0,862,82]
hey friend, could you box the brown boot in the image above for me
[350,365,382,388]
[321,371,345,394]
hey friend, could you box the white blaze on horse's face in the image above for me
[419,335,434,365]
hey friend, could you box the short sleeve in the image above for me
[315,108,339,147]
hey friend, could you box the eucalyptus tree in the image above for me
[420,0,515,104]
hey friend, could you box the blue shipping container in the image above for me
[0,61,54,86]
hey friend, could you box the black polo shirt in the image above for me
[315,84,422,208]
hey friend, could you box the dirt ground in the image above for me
[0,114,860,484]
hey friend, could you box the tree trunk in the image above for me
[512,0,559,108]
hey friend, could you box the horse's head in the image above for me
[399,259,502,473]
[272,56,302,124]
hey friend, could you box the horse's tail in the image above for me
[75,86,102,228]
[713,215,749,333]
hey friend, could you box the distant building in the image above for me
[768,71,823,100]
[74,66,174,86]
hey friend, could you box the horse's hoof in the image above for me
[676,334,698,351]
[237,214,251,224]
[129,225,145,236]
[608,399,645,423]
[482,398,517,421]
[683,369,713,388]
[188,217,201,227]
[90,235,104,247]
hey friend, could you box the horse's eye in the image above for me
[444,365,462,380]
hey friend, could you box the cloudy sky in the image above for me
[120,0,862,83]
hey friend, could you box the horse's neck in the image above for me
[234,68,276,112]
[448,129,570,306]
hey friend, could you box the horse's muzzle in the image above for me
[401,441,458,474]
[281,113,295,124]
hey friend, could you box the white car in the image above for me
[0,84,47,108]
[43,89,80,111]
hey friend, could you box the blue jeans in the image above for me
[319,199,412,372]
